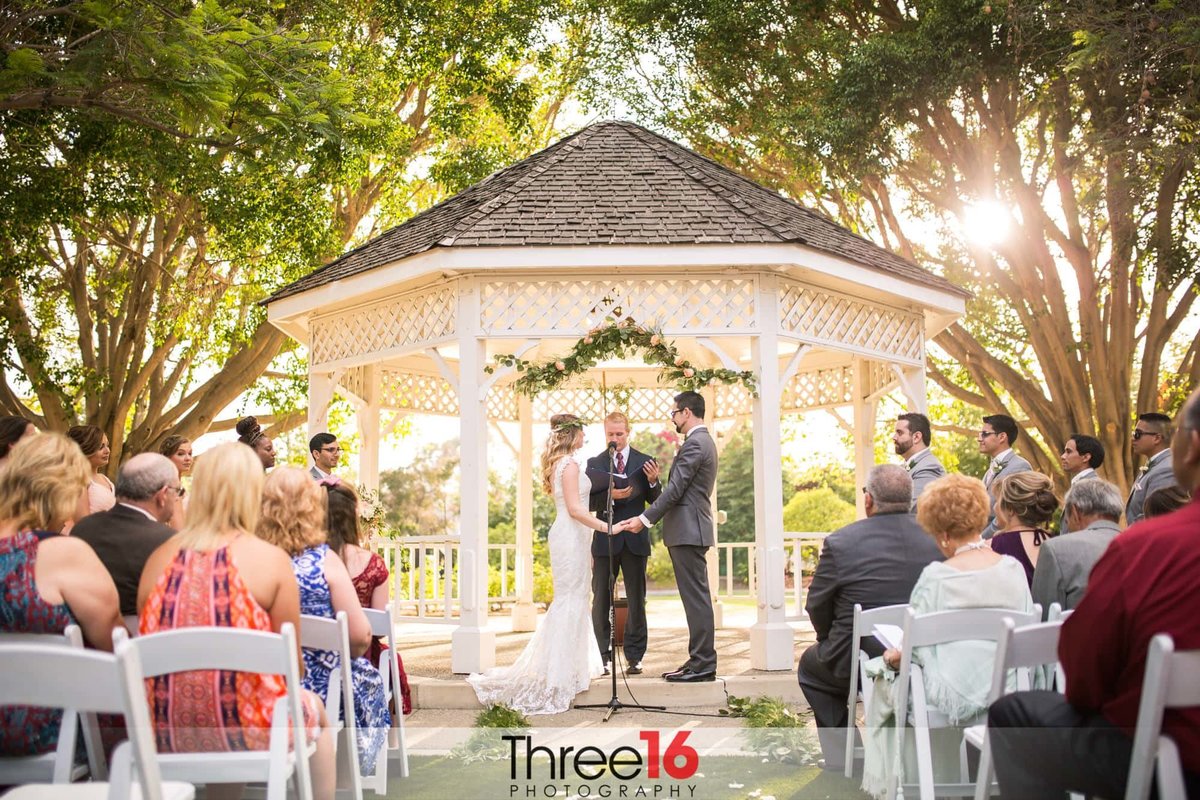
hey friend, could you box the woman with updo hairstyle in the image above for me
[0,434,123,754]
[860,474,1035,797]
[66,423,115,513]
[158,434,194,529]
[0,415,36,465]
[236,415,276,470]
[988,471,1060,586]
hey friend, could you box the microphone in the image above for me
[607,440,618,451]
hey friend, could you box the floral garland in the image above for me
[484,319,758,397]
[356,483,388,539]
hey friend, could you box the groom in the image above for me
[619,391,719,683]
[586,411,661,675]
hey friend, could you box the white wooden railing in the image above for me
[370,531,830,624]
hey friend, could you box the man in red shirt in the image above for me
[988,386,1200,799]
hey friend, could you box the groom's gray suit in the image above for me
[641,425,718,672]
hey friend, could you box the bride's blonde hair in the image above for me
[539,414,584,495]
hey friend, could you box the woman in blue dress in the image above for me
[257,467,390,775]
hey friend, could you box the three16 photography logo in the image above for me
[504,730,700,797]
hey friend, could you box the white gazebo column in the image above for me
[307,369,338,440]
[356,364,381,491]
[891,363,929,414]
[510,394,537,631]
[852,359,878,519]
[702,385,724,629]
[451,283,495,673]
[749,276,793,671]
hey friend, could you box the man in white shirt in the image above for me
[979,413,1032,538]
[1124,412,1179,525]
[1060,434,1104,484]
[892,412,946,508]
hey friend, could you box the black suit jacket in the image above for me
[71,503,175,616]
[804,512,944,681]
[586,447,662,557]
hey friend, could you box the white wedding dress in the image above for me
[467,456,604,714]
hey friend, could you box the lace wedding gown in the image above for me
[467,456,604,714]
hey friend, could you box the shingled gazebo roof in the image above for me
[267,120,966,304]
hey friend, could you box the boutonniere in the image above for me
[990,460,1005,476]
[905,460,914,471]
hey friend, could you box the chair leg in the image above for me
[914,724,936,800]
[973,738,994,800]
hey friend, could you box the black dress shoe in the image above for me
[661,665,690,679]
[664,668,716,683]
[627,662,643,675]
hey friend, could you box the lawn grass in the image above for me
[384,756,871,800]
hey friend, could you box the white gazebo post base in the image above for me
[451,627,497,675]
[749,623,795,671]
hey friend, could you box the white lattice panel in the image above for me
[532,388,606,422]
[778,280,922,361]
[479,278,757,334]
[715,384,752,418]
[379,370,459,415]
[782,366,854,411]
[309,283,457,366]
[487,386,519,420]
[867,361,898,398]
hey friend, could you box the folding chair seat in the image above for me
[0,640,193,800]
[118,624,316,800]
[0,625,105,784]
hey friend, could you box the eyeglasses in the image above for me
[669,409,684,418]
[1132,429,1158,440]
[978,430,997,439]
[167,485,184,498]
[320,446,342,453]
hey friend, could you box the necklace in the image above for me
[953,540,989,556]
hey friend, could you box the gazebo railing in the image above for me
[370,530,829,623]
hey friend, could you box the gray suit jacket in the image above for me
[805,512,945,680]
[1031,519,1121,617]
[309,465,326,481]
[907,448,946,509]
[983,451,1033,538]
[1125,450,1178,525]
[642,427,717,547]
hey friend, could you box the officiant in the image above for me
[586,411,661,675]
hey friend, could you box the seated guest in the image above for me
[67,424,116,513]
[309,432,340,480]
[137,443,335,800]
[0,434,123,755]
[158,435,193,529]
[1143,483,1191,519]
[979,413,1032,537]
[258,468,390,776]
[1125,411,1179,525]
[0,415,36,465]
[235,415,276,471]
[72,453,179,617]
[988,472,1059,586]
[1031,479,1123,617]
[325,480,413,715]
[988,387,1200,799]
[798,464,943,772]
[861,474,1034,798]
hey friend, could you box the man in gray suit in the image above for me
[1032,478,1123,617]
[309,432,340,480]
[1124,412,1179,525]
[979,413,1032,538]
[892,412,945,508]
[1059,434,1104,534]
[799,464,943,772]
[622,390,718,683]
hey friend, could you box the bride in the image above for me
[467,414,607,714]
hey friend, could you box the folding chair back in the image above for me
[844,603,909,778]
[0,641,184,800]
[300,612,362,800]
[362,603,409,788]
[122,624,314,800]
[0,625,105,784]
[1126,635,1200,800]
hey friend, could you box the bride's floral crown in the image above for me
[552,416,590,433]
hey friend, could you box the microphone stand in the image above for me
[577,442,665,721]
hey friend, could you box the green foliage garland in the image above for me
[485,319,758,397]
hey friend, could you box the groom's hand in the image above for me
[623,517,645,533]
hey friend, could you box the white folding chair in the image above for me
[120,624,316,800]
[300,612,363,800]
[886,606,1041,800]
[1125,634,1200,800]
[968,618,1064,800]
[0,640,194,800]
[845,603,909,779]
[0,625,106,784]
[1046,604,1073,693]
[362,603,408,788]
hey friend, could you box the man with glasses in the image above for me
[72,453,179,616]
[1124,412,1179,525]
[309,432,341,481]
[616,391,719,682]
[978,413,1031,538]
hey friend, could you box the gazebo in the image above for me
[264,120,968,673]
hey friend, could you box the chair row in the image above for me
[844,602,1197,800]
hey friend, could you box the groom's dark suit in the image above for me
[587,447,661,665]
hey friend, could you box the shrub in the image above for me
[783,487,856,533]
[646,544,675,584]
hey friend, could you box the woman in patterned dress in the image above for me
[0,433,123,755]
[258,468,390,776]
[137,444,336,800]
[324,480,413,714]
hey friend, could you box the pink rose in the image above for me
[674,356,686,367]
[584,336,594,344]
[555,361,566,371]
[650,335,662,346]
[683,368,695,378]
